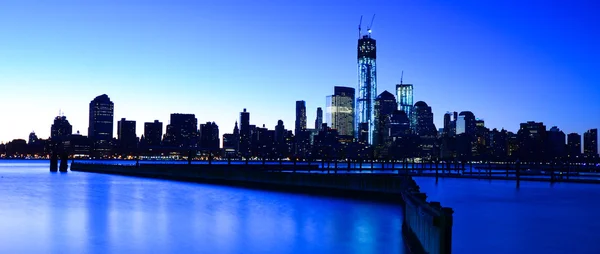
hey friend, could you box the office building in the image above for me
[200,122,220,150]
[51,116,73,140]
[239,109,251,156]
[295,100,307,135]
[327,86,355,137]
[396,84,414,130]
[163,113,198,148]
[374,90,396,146]
[144,120,163,146]
[117,118,137,150]
[315,107,323,131]
[584,128,598,158]
[88,94,114,157]
[567,133,581,159]
[357,32,377,144]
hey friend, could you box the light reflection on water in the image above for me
[0,161,404,254]
[414,177,600,254]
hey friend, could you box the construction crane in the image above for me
[367,14,376,34]
[358,15,363,38]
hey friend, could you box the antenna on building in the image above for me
[367,14,376,34]
[358,15,363,38]
[400,71,404,85]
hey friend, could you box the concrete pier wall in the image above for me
[71,162,453,253]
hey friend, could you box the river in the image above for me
[0,161,404,254]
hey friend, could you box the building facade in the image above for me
[327,86,355,137]
[88,94,114,157]
[357,34,377,144]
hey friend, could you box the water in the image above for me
[414,177,600,254]
[0,161,405,254]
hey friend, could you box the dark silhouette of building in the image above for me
[567,133,581,160]
[396,84,414,131]
[144,120,163,146]
[517,121,547,161]
[547,126,566,161]
[295,101,307,136]
[200,122,220,151]
[315,107,323,131]
[584,128,598,158]
[239,109,251,156]
[63,131,92,157]
[5,139,28,157]
[387,110,411,140]
[327,86,355,137]
[374,90,396,146]
[88,94,114,157]
[443,112,452,137]
[117,118,137,152]
[163,113,198,148]
[489,128,508,161]
[413,101,437,137]
[456,111,476,136]
[357,32,377,145]
[51,116,72,140]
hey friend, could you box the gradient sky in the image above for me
[1,0,599,143]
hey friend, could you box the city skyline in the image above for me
[1,1,599,142]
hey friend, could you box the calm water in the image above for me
[414,177,600,254]
[0,161,404,254]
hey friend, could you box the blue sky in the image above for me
[0,0,598,142]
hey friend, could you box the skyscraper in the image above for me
[584,128,598,158]
[117,118,137,150]
[315,107,323,131]
[51,116,72,140]
[163,114,198,148]
[567,133,581,159]
[396,84,414,130]
[199,122,220,150]
[357,33,377,144]
[144,120,163,146]
[443,112,452,137]
[413,101,437,137]
[239,109,250,156]
[295,101,307,135]
[88,94,114,157]
[547,126,566,160]
[374,90,396,146]
[327,86,355,137]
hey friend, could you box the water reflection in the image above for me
[414,177,600,254]
[0,162,404,254]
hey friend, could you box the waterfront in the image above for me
[0,161,404,254]
[415,177,600,254]
[3,161,600,254]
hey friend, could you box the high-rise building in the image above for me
[51,116,72,140]
[456,111,476,136]
[239,109,251,156]
[28,132,38,144]
[547,126,566,160]
[315,107,323,131]
[387,110,411,140]
[396,84,414,130]
[163,114,198,148]
[443,112,452,137]
[88,94,114,157]
[584,128,598,158]
[374,90,396,146]
[567,133,581,159]
[357,33,377,144]
[199,122,220,150]
[413,101,437,137]
[295,101,307,135]
[517,121,547,161]
[144,120,163,146]
[117,118,137,150]
[327,86,355,137]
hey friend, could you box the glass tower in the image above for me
[357,34,377,144]
[396,84,413,131]
[327,86,355,137]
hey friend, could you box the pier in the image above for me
[71,161,454,253]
